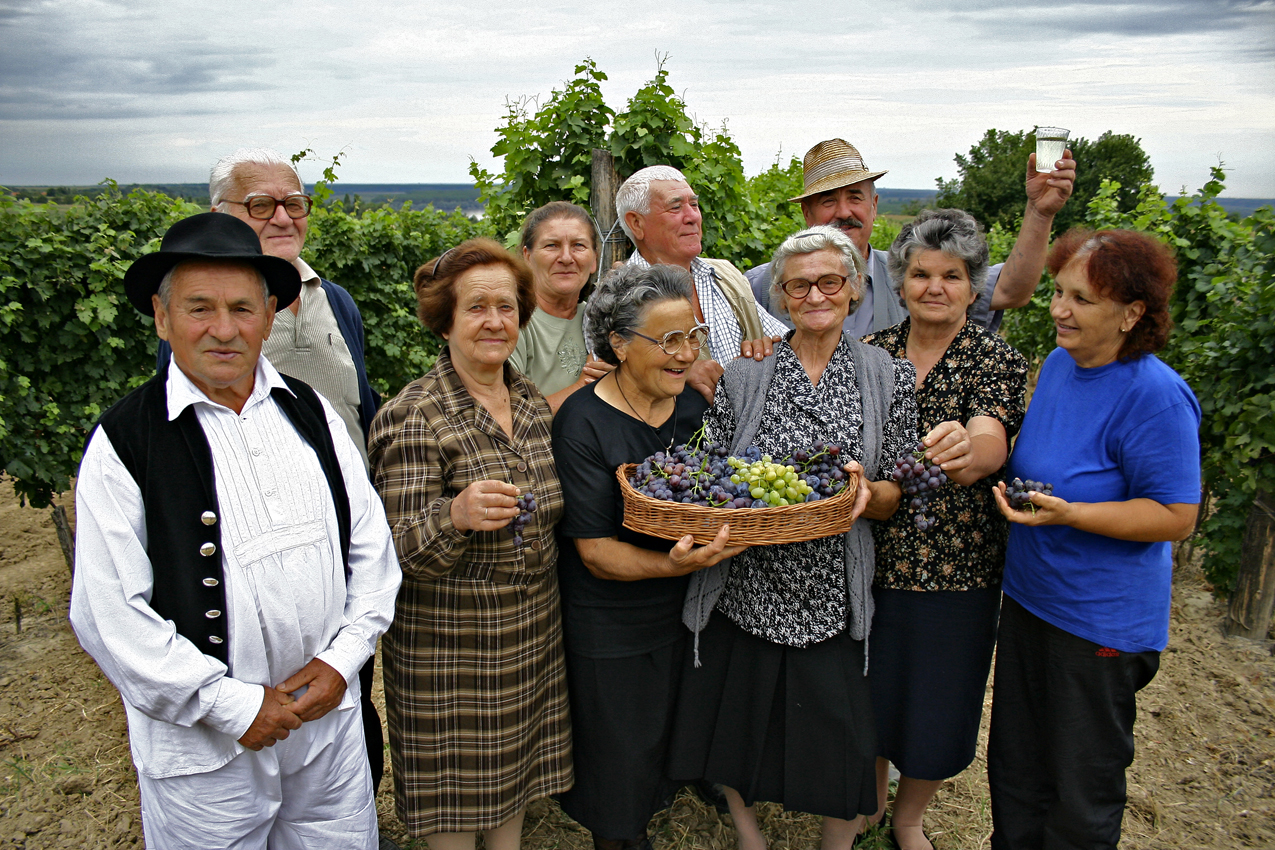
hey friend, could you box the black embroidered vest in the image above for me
[89,369,351,665]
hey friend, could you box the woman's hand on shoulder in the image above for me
[668,524,748,575]
[450,479,522,532]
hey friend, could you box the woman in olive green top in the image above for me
[510,202,615,413]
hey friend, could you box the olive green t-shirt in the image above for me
[509,308,588,396]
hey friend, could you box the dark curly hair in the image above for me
[1047,228,1176,360]
[413,238,537,336]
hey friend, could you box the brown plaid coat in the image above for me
[369,348,572,835]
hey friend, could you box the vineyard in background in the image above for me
[0,59,1270,608]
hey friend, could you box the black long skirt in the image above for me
[555,635,687,840]
[667,614,878,821]
[870,586,1001,780]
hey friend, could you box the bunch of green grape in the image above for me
[727,455,816,507]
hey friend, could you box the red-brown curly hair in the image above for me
[414,238,537,336]
[1047,228,1176,360]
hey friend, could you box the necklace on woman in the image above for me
[614,366,677,455]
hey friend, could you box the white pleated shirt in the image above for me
[70,357,400,779]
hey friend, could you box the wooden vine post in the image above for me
[1223,486,1275,640]
[52,504,75,575]
[590,149,628,273]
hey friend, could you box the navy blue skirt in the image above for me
[870,586,1001,781]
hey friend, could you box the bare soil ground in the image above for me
[1,485,1272,849]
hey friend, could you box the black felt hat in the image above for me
[123,212,302,316]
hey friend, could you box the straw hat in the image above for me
[789,139,889,202]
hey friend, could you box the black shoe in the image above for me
[378,836,402,850]
[593,833,654,850]
[688,779,730,814]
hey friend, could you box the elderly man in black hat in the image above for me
[70,212,400,849]
[746,139,1076,335]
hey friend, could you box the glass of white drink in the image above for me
[1035,127,1069,173]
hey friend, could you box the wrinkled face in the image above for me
[444,264,521,375]
[522,216,598,302]
[628,180,703,267]
[1050,258,1145,368]
[153,261,275,405]
[612,298,699,403]
[902,249,977,328]
[801,180,878,258]
[779,249,857,336]
[219,163,308,263]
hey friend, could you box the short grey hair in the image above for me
[584,263,693,366]
[887,208,990,308]
[769,225,867,319]
[209,148,303,208]
[615,165,692,242]
[157,260,270,310]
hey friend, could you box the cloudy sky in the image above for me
[2,0,1273,197]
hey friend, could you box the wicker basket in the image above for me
[616,463,858,546]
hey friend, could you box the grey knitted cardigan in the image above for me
[681,338,897,668]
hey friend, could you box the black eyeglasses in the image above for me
[780,274,848,298]
[223,193,313,221]
[631,323,710,355]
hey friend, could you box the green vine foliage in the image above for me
[1000,168,1275,591]
[302,203,487,398]
[469,59,613,245]
[0,184,202,507]
[470,57,816,269]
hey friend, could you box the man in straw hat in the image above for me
[746,139,1076,335]
[70,212,400,849]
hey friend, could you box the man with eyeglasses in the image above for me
[157,148,390,843]
[745,139,1076,335]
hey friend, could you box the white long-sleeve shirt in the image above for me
[70,357,401,779]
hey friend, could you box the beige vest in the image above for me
[702,258,766,345]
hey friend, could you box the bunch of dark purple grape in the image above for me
[628,439,850,509]
[1005,478,1053,514]
[891,441,946,530]
[509,492,537,546]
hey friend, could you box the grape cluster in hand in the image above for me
[1005,478,1053,514]
[628,440,850,509]
[509,492,537,546]
[891,441,946,530]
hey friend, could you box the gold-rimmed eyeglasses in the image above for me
[631,323,710,355]
[780,274,848,299]
[223,193,313,221]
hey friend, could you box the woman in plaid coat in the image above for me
[369,239,572,850]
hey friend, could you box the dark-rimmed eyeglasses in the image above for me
[631,323,710,355]
[223,193,313,221]
[780,273,848,299]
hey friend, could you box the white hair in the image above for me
[769,225,867,319]
[157,261,269,309]
[209,148,303,208]
[615,165,691,242]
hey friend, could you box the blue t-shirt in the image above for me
[1003,348,1201,653]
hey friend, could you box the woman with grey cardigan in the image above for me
[669,226,917,850]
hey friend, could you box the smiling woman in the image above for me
[368,238,570,850]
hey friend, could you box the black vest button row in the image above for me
[209,636,224,645]
[203,577,219,587]
[200,542,217,557]
[201,511,218,526]
[205,610,221,618]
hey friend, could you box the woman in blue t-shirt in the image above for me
[988,229,1201,850]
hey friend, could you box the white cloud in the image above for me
[1,0,1272,196]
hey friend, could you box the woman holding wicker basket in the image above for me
[550,262,747,850]
[669,224,917,850]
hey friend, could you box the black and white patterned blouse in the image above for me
[703,334,917,647]
[863,318,1027,591]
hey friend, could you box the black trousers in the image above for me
[359,655,384,792]
[988,595,1159,850]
